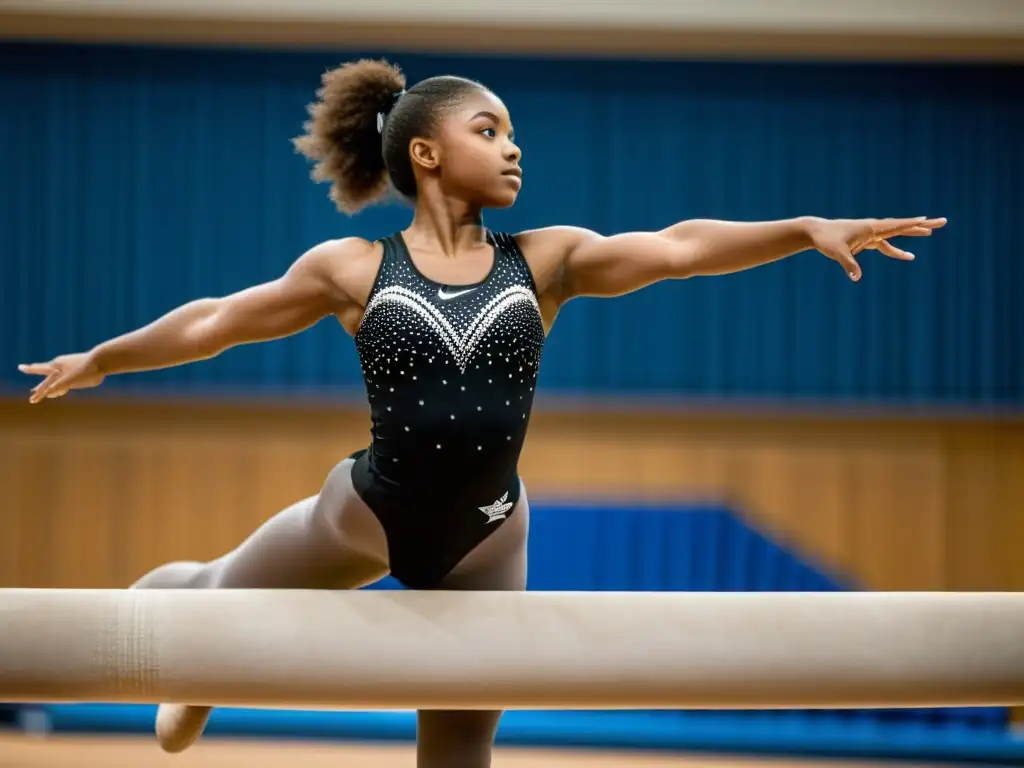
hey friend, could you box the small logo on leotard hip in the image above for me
[479,491,513,523]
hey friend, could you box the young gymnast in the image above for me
[18,58,945,766]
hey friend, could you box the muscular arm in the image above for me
[519,214,941,306]
[90,237,369,375]
[521,218,818,303]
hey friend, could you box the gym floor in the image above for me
[0,735,958,768]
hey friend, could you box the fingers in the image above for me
[876,239,915,261]
[18,363,57,376]
[871,217,925,235]
[19,362,63,404]
[826,245,862,282]
[874,217,947,237]
[29,371,63,404]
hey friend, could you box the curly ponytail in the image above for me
[294,58,485,215]
[293,58,406,214]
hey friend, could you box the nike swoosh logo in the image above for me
[437,286,477,301]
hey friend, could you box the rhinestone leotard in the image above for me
[349,230,546,588]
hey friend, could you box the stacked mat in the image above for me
[24,503,1024,763]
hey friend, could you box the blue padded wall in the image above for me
[1,42,1021,406]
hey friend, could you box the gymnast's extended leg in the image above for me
[415,482,530,768]
[129,457,389,753]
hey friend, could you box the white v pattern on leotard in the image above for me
[362,285,540,374]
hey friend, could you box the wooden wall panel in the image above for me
[942,423,1024,592]
[1,398,1021,593]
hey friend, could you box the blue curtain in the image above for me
[1,42,1020,405]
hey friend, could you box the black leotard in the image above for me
[349,230,546,588]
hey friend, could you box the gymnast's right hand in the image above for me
[19,353,106,403]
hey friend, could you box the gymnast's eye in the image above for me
[480,127,497,138]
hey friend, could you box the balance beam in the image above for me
[1,589,1022,709]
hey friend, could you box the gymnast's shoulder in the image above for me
[288,236,383,306]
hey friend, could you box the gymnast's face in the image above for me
[414,88,523,209]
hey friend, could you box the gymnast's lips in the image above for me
[502,167,523,180]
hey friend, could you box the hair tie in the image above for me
[377,90,407,134]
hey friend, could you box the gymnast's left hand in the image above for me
[807,216,946,282]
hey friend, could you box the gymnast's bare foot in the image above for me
[155,704,213,753]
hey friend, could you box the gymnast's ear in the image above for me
[410,137,441,172]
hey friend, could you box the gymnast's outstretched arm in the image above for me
[517,215,946,305]
[18,237,379,403]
